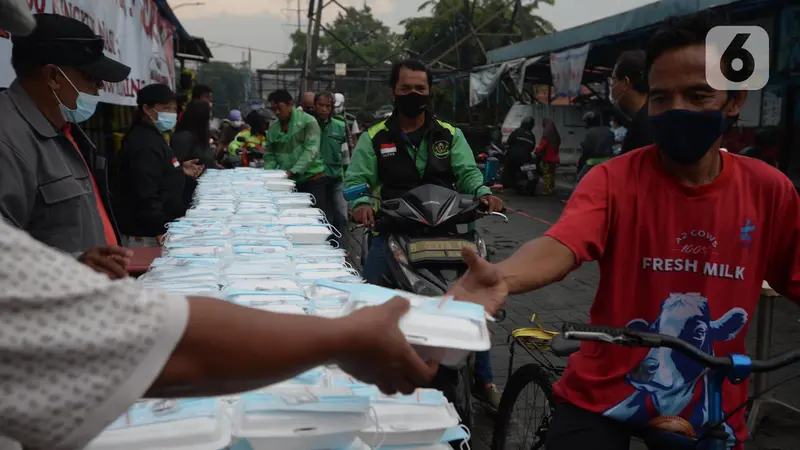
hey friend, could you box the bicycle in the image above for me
[493,321,800,450]
[491,315,571,450]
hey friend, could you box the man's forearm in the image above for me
[496,236,576,295]
[147,296,353,397]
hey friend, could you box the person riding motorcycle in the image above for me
[576,111,615,183]
[502,116,537,191]
[227,109,269,167]
[344,58,504,409]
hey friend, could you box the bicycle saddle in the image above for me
[550,333,581,357]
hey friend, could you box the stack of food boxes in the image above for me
[86,168,487,450]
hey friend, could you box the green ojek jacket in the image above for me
[319,117,346,179]
[227,130,266,156]
[265,108,325,181]
[344,118,491,209]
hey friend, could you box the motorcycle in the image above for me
[229,136,265,168]
[345,183,508,434]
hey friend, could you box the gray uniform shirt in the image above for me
[0,81,110,253]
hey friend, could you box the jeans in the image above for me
[296,175,331,231]
[326,177,349,248]
[363,234,495,385]
[363,234,388,285]
[473,350,494,386]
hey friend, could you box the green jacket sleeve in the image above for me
[344,132,378,209]
[227,131,245,156]
[331,122,344,166]
[263,132,278,170]
[289,118,321,176]
[450,128,492,197]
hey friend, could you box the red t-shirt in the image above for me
[546,145,800,447]
[62,124,119,246]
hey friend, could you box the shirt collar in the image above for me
[8,80,59,138]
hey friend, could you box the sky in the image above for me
[173,0,658,69]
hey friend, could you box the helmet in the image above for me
[520,116,535,130]
[334,93,345,114]
[229,109,242,122]
[582,111,602,127]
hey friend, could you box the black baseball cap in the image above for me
[12,14,131,83]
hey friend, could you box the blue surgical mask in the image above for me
[53,67,99,123]
[649,109,726,165]
[154,111,178,132]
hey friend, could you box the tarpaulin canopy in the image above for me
[469,56,541,106]
[486,0,751,65]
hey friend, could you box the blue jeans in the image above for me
[363,234,388,285]
[362,234,494,385]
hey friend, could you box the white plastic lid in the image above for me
[85,399,231,450]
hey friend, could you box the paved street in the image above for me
[467,173,800,450]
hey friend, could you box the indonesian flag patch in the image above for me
[172,157,180,168]
[379,143,396,156]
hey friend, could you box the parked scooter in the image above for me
[344,183,507,435]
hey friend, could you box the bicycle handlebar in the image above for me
[562,323,800,373]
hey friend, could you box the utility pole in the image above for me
[301,0,315,93]
[297,0,301,30]
[309,0,323,83]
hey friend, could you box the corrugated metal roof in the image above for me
[486,0,748,64]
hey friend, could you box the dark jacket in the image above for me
[620,104,654,154]
[114,122,187,237]
[581,126,616,161]
[171,130,216,168]
[506,127,537,162]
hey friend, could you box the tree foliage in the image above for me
[194,61,246,118]
[403,0,555,69]
[278,0,556,121]
[281,4,401,69]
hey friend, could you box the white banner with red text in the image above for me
[549,43,591,98]
[0,0,176,106]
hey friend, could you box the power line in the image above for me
[205,40,289,56]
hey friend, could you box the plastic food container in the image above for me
[281,208,326,217]
[227,279,302,292]
[278,216,324,226]
[265,180,296,191]
[84,399,231,450]
[251,304,307,315]
[337,287,490,367]
[232,387,373,450]
[358,402,459,447]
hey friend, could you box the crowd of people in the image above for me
[2,4,800,450]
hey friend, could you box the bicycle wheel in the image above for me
[491,363,556,450]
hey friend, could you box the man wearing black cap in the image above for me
[0,13,133,279]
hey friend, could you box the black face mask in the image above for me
[394,92,429,118]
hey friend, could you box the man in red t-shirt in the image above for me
[451,13,800,450]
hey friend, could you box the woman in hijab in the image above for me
[534,117,561,195]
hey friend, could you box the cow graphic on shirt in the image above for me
[604,293,747,439]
